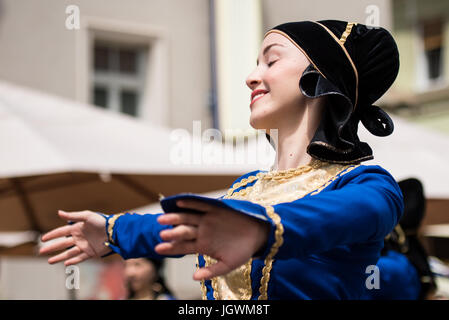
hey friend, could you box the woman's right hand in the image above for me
[39,210,111,266]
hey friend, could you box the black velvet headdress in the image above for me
[265,20,400,164]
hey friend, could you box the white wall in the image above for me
[0,0,213,130]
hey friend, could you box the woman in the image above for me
[125,258,175,300]
[40,20,403,300]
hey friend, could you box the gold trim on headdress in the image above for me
[339,22,357,45]
[313,21,359,110]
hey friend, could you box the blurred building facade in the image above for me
[0,0,398,136]
[387,0,449,134]
[0,0,447,134]
[0,0,214,131]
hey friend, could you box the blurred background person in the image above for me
[124,257,175,300]
[362,178,437,300]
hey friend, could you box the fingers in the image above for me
[193,261,231,281]
[160,225,197,242]
[58,210,89,223]
[154,240,197,256]
[48,246,81,265]
[41,225,73,242]
[41,210,90,242]
[157,213,201,226]
[39,237,74,255]
[65,252,90,266]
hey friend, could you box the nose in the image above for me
[245,68,262,91]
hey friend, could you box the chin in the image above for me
[249,110,275,131]
[130,282,142,291]
[249,116,265,130]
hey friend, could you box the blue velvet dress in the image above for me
[103,159,404,300]
[361,250,421,300]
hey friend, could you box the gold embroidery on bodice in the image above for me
[230,159,350,206]
[200,158,359,300]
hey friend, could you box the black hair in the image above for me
[126,257,175,300]
[383,178,436,299]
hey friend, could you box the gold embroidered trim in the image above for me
[204,255,253,300]
[310,164,360,196]
[258,205,284,300]
[264,29,328,80]
[227,173,265,197]
[107,213,125,244]
[200,279,207,300]
[230,160,329,200]
[228,183,258,199]
[241,259,253,300]
[228,159,327,197]
[262,159,324,181]
[197,254,208,300]
[339,22,357,45]
[202,255,220,300]
[313,21,359,110]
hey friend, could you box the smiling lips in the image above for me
[250,89,269,109]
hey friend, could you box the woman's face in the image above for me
[246,32,311,130]
[124,258,157,293]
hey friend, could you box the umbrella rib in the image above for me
[9,178,43,233]
[0,173,101,199]
[113,175,160,203]
[0,176,41,197]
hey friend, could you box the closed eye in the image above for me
[267,60,277,67]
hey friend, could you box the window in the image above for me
[93,86,108,108]
[120,90,138,116]
[91,42,147,117]
[421,19,444,82]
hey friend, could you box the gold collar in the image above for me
[263,158,327,181]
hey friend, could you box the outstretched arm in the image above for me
[40,210,182,265]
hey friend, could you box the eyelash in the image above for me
[267,60,277,67]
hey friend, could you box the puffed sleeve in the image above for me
[266,165,404,259]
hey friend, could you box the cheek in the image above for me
[264,63,302,94]
[139,265,155,282]
[125,269,133,279]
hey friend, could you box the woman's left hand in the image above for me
[155,199,270,281]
